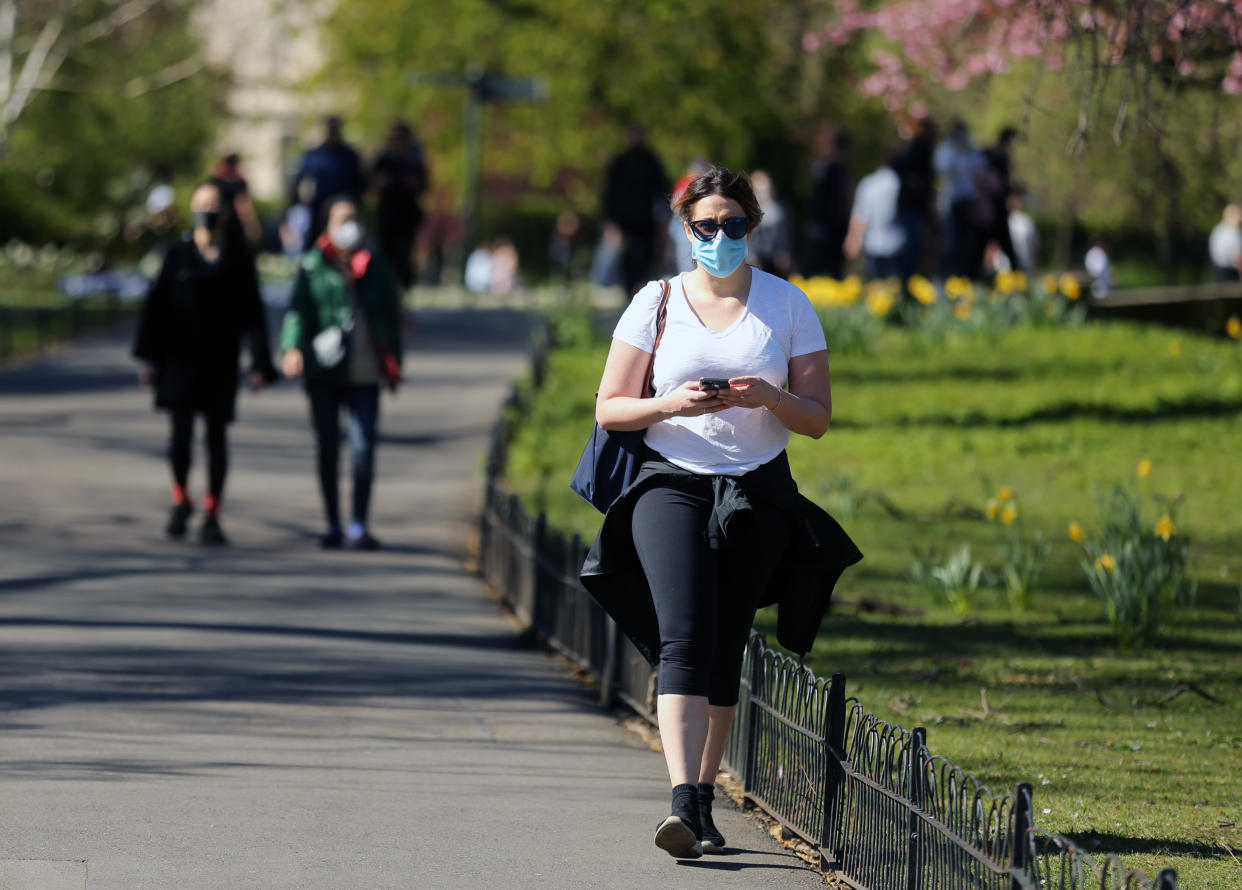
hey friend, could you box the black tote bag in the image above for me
[569,280,671,513]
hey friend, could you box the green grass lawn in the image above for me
[504,311,1242,888]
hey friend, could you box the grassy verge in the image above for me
[504,307,1242,888]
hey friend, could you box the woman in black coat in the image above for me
[133,182,276,544]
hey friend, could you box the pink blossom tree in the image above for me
[809,0,1242,142]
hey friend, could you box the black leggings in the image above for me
[170,407,228,498]
[631,482,791,706]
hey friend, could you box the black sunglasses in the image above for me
[688,216,750,242]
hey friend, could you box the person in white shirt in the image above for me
[1007,193,1039,272]
[584,166,860,860]
[1209,204,1242,282]
[844,159,906,279]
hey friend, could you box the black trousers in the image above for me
[631,481,791,706]
[169,406,229,498]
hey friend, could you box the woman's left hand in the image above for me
[713,376,778,411]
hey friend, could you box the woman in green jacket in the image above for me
[279,196,403,549]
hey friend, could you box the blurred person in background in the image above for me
[372,120,429,290]
[1209,204,1242,282]
[935,120,989,279]
[983,127,1020,272]
[1006,191,1038,273]
[746,170,793,278]
[294,116,366,246]
[844,156,905,279]
[133,182,277,545]
[279,197,403,550]
[668,157,712,274]
[892,119,937,280]
[603,125,670,296]
[209,152,263,247]
[1085,239,1113,297]
[805,127,854,279]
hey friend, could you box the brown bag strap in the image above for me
[642,279,672,398]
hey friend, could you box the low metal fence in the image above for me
[479,338,1180,890]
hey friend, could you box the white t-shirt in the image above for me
[1209,222,1242,269]
[851,167,904,259]
[612,269,827,475]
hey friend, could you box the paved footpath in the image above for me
[0,311,824,890]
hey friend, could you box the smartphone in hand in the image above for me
[700,377,731,393]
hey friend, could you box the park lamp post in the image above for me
[406,65,547,280]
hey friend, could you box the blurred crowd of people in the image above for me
[591,119,1041,295]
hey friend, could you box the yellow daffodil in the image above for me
[1001,503,1018,525]
[1099,552,1116,572]
[908,274,937,305]
[1059,274,1082,301]
[1136,458,1152,479]
[1068,521,1084,542]
[841,276,863,305]
[865,284,895,317]
[997,487,1013,502]
[986,499,1000,520]
[995,271,1016,295]
[954,302,972,321]
[1012,271,1027,292]
[1169,340,1182,358]
[945,276,974,301]
[1041,274,1059,295]
[1227,316,1242,339]
[1155,515,1174,541]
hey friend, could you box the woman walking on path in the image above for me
[279,197,403,550]
[581,167,861,859]
[133,182,277,545]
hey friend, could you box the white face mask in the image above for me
[330,219,363,252]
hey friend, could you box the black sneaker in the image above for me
[166,502,193,539]
[698,783,726,853]
[199,515,228,546]
[320,529,344,549]
[654,784,702,859]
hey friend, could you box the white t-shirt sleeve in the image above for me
[789,286,828,357]
[611,280,666,351]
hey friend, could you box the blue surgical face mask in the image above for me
[690,228,748,278]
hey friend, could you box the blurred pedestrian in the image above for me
[1085,239,1113,296]
[844,157,906,279]
[279,197,403,550]
[892,118,936,279]
[935,120,990,278]
[668,157,711,274]
[549,211,581,282]
[1007,192,1038,272]
[983,127,1020,271]
[209,152,263,247]
[280,177,316,259]
[581,165,861,860]
[805,127,854,279]
[372,120,429,290]
[293,116,366,246]
[1209,204,1242,282]
[603,125,670,297]
[746,170,794,278]
[132,182,277,545]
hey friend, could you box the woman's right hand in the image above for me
[663,381,727,418]
[282,348,304,379]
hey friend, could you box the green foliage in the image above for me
[1079,486,1193,649]
[917,544,986,616]
[998,530,1049,614]
[0,0,223,249]
[317,0,881,216]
